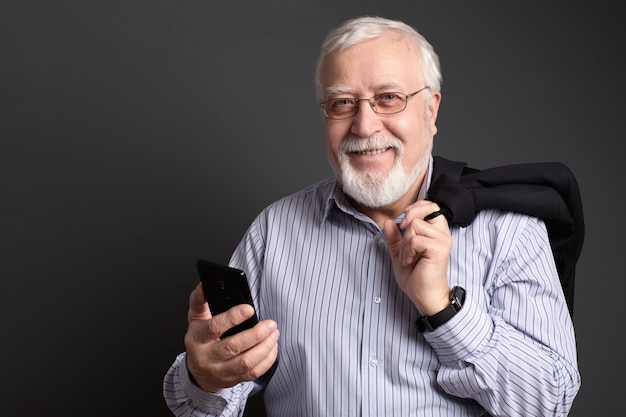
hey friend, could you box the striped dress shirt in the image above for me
[164,158,580,417]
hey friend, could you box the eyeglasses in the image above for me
[319,86,430,120]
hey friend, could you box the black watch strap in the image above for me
[416,286,466,332]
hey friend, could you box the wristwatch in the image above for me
[415,286,466,332]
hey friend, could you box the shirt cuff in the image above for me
[175,353,234,414]
[423,296,493,364]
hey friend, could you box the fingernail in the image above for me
[239,304,254,318]
[266,320,278,331]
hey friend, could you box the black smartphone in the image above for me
[196,259,259,338]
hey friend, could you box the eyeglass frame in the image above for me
[319,86,431,120]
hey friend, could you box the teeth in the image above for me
[355,148,388,155]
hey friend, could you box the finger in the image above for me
[246,329,280,380]
[204,319,277,370]
[400,201,441,231]
[205,326,280,388]
[226,318,278,349]
[188,283,211,322]
[399,214,449,267]
[223,326,280,379]
[188,303,255,346]
[399,219,452,267]
[383,219,403,263]
[399,233,435,266]
[204,304,257,341]
[400,213,441,247]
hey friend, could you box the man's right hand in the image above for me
[183,283,280,392]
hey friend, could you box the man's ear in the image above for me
[427,91,442,136]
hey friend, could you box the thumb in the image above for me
[188,283,212,322]
[383,219,402,262]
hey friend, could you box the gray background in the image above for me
[2,1,623,416]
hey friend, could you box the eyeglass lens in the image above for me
[324,92,408,119]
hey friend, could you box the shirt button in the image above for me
[374,296,382,304]
[370,359,378,367]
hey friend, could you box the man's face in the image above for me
[318,31,441,208]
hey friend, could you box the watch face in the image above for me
[451,286,466,311]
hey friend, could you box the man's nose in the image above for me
[351,99,383,137]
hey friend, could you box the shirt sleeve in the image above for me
[426,215,581,417]
[163,352,256,417]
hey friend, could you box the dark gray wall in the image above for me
[2,1,623,416]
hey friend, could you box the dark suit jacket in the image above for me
[428,156,585,317]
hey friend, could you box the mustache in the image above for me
[339,134,403,154]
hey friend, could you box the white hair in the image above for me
[315,16,442,102]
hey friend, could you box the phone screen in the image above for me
[196,259,259,338]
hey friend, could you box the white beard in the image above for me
[337,133,432,208]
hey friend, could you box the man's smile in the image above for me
[352,146,393,156]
